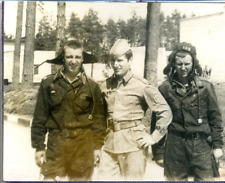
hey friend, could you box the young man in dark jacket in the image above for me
[159,42,223,181]
[31,40,106,181]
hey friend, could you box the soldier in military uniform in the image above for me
[31,40,106,181]
[159,42,223,181]
[98,39,172,180]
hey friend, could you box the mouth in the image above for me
[69,63,79,68]
[114,68,120,73]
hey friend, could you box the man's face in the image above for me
[111,55,130,78]
[175,54,193,79]
[64,47,83,74]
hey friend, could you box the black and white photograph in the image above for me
[2,1,225,181]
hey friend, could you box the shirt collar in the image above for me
[113,70,133,85]
[53,68,86,85]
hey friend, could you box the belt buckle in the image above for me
[113,122,121,132]
[192,133,199,139]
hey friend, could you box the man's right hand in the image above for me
[35,150,46,167]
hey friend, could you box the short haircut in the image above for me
[64,40,83,50]
[124,49,133,61]
[62,40,83,59]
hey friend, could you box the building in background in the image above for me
[180,6,225,82]
[4,42,168,84]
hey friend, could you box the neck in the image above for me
[179,77,189,85]
[64,70,80,81]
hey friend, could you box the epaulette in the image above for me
[160,80,170,86]
[158,80,171,90]
[133,74,148,84]
[195,76,210,88]
[42,74,54,81]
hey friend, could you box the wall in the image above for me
[180,9,225,82]
[4,46,168,83]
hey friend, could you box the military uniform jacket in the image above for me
[159,76,223,149]
[100,70,172,153]
[31,69,106,151]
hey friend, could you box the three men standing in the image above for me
[31,39,223,181]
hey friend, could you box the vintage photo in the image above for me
[3,1,225,181]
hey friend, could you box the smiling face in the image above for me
[111,55,130,78]
[64,47,83,74]
[175,53,193,79]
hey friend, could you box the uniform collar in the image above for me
[113,70,133,85]
[53,68,87,85]
[171,75,198,96]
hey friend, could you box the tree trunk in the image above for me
[52,2,66,74]
[144,3,161,86]
[13,1,24,88]
[22,1,36,87]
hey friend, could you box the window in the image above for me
[34,65,39,75]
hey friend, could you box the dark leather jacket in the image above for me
[158,76,223,149]
[31,70,107,151]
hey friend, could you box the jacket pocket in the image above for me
[74,93,92,110]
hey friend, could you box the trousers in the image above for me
[98,149,146,181]
[164,132,214,181]
[41,129,94,181]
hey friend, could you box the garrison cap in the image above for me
[163,42,202,75]
[110,39,131,59]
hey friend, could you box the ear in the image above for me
[128,56,133,62]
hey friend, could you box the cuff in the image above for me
[151,130,164,144]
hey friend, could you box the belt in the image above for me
[169,130,208,140]
[49,128,90,138]
[108,119,142,132]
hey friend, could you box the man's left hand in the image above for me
[94,149,101,167]
[137,134,155,149]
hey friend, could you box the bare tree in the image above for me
[12,1,23,88]
[22,1,36,86]
[51,2,66,74]
[144,3,161,86]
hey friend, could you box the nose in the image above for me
[70,57,78,64]
[181,64,186,70]
[114,60,119,68]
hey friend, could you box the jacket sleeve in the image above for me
[91,82,107,150]
[31,80,49,151]
[207,83,223,149]
[144,84,172,143]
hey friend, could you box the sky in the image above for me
[3,1,225,37]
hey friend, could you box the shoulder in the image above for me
[195,76,213,88]
[100,76,114,88]
[85,76,101,90]
[159,80,171,89]
[132,74,148,85]
[41,74,55,86]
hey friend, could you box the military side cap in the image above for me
[110,39,131,58]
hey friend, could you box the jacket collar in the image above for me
[53,68,87,85]
[170,74,198,96]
